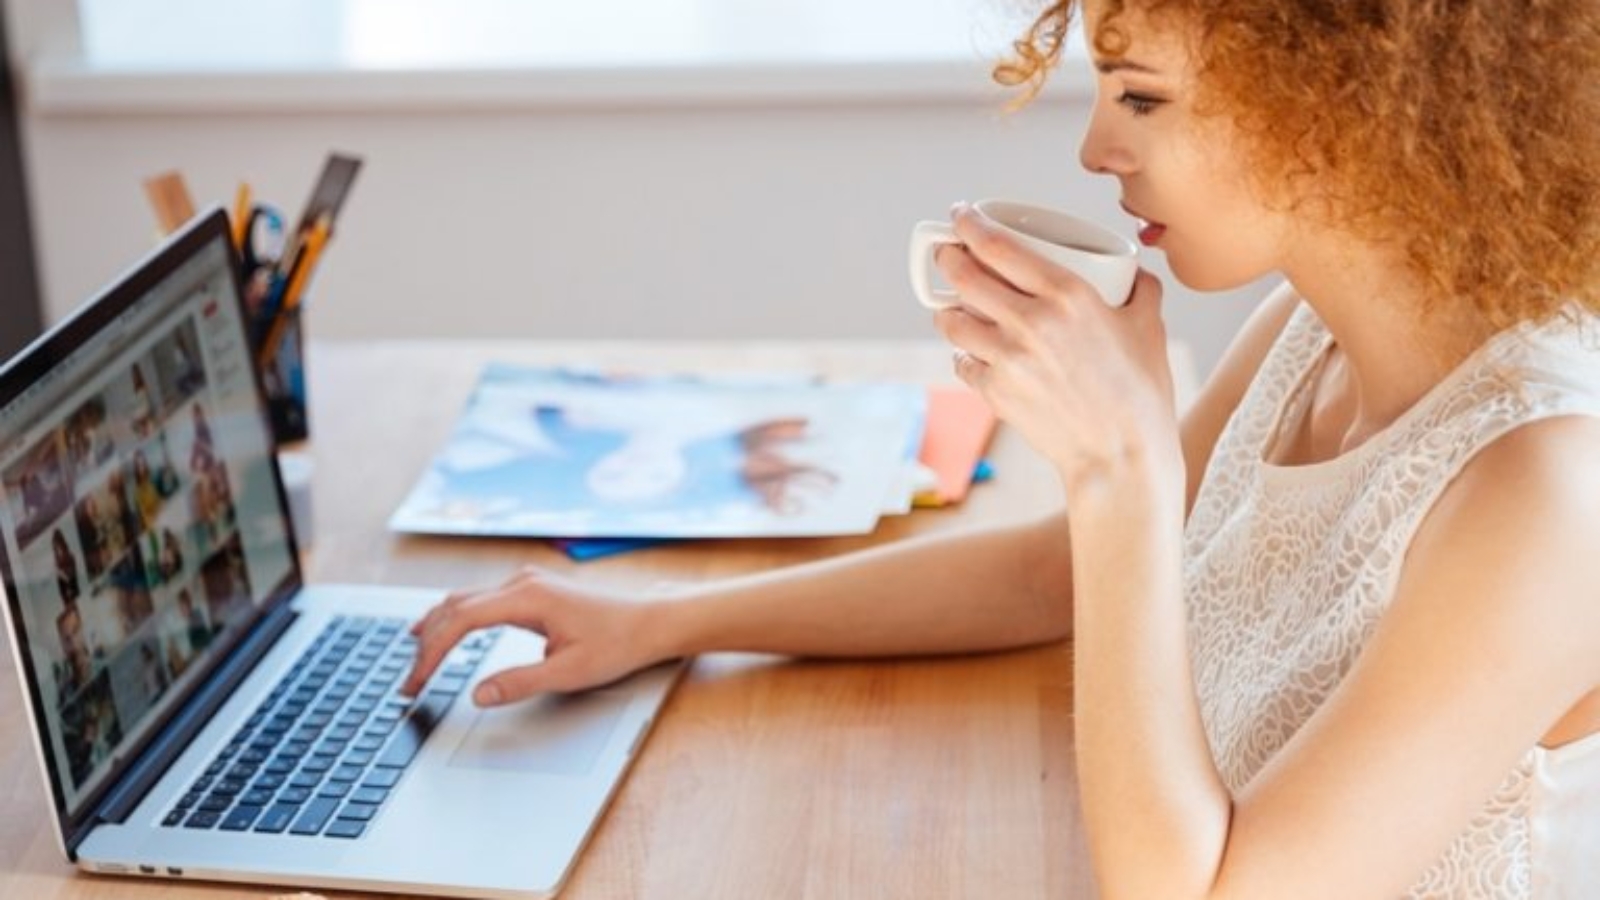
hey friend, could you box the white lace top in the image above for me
[1183,297,1600,898]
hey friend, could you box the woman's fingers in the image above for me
[402,581,550,697]
[932,305,1007,367]
[944,204,1103,314]
[474,653,592,706]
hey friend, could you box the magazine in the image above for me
[389,365,925,539]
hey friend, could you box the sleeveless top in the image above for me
[1183,297,1600,898]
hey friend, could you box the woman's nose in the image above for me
[1079,106,1133,175]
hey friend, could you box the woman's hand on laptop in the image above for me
[402,566,673,706]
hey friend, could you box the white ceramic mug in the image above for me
[908,199,1139,309]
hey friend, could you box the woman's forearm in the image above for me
[1069,461,1230,900]
[650,511,1075,660]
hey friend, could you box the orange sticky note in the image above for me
[915,386,998,506]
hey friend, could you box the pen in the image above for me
[230,182,253,250]
[256,216,331,370]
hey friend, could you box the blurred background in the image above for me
[0,0,1269,372]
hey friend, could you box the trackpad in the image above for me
[448,691,628,776]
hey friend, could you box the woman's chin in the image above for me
[1163,250,1266,294]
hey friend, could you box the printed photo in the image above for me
[198,535,252,633]
[125,362,160,442]
[53,600,94,702]
[3,431,74,549]
[390,365,921,539]
[51,526,83,608]
[179,403,236,552]
[106,631,171,740]
[128,433,182,532]
[59,669,122,790]
[104,548,157,639]
[73,465,138,581]
[159,584,217,680]
[139,524,188,589]
[148,318,207,417]
[62,394,116,484]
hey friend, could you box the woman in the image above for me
[405,2,1600,896]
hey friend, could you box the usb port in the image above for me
[138,864,156,874]
[167,867,184,876]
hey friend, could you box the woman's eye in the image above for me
[1116,91,1165,116]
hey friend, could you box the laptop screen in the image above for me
[0,214,296,820]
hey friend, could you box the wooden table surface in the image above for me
[0,339,1193,900]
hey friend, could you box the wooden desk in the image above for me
[1,339,1194,899]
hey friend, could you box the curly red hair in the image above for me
[996,1,1600,331]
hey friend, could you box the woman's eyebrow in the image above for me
[1094,57,1161,75]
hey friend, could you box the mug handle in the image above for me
[908,220,963,310]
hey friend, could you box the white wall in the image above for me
[7,2,1268,376]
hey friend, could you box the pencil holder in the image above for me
[260,307,309,444]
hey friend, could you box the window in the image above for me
[70,0,1018,72]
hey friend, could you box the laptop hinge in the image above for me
[90,601,299,829]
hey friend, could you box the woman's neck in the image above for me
[1282,237,1494,442]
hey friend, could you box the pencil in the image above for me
[256,216,331,371]
[230,182,253,250]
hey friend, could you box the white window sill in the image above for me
[26,57,1095,115]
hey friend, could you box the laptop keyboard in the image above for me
[160,615,500,839]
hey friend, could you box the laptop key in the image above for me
[374,691,452,769]
[198,794,232,813]
[431,673,470,695]
[302,755,335,773]
[289,798,340,836]
[184,810,222,829]
[161,809,185,827]
[337,802,379,821]
[330,764,364,783]
[220,804,264,831]
[362,768,402,789]
[254,804,297,834]
[350,786,388,806]
[241,789,274,807]
[325,818,367,839]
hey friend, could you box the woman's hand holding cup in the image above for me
[912,200,1180,495]
[908,199,1139,310]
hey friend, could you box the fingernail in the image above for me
[475,682,502,706]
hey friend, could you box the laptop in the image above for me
[0,208,681,898]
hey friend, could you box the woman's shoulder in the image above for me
[1447,410,1600,513]
[1402,411,1600,660]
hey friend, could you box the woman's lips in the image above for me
[1120,200,1166,246]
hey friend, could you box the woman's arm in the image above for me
[404,510,1074,704]
[658,511,1073,659]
